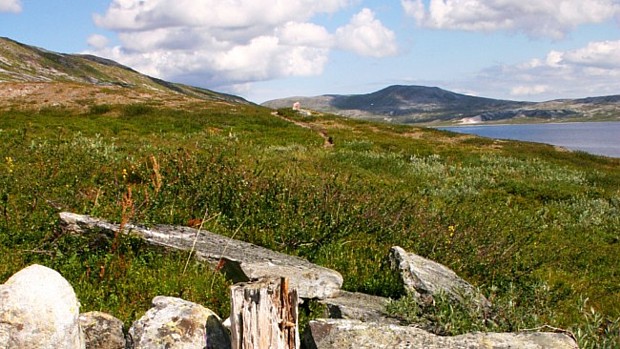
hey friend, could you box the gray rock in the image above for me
[0,264,85,349]
[127,296,230,349]
[60,212,343,299]
[79,311,125,349]
[389,246,491,309]
[304,319,578,349]
[319,291,399,324]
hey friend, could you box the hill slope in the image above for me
[0,37,249,109]
[262,85,620,124]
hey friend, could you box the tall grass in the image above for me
[0,104,618,346]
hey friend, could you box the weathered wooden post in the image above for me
[230,277,299,349]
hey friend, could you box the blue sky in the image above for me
[2,0,620,103]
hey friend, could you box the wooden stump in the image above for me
[230,277,299,349]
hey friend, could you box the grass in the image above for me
[0,103,619,347]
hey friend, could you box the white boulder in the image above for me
[0,264,84,349]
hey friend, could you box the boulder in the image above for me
[127,296,230,349]
[304,319,578,349]
[319,291,399,324]
[389,246,491,309]
[60,212,343,299]
[0,264,84,349]
[79,311,125,349]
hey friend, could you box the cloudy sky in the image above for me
[2,0,620,103]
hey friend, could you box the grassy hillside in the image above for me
[0,37,249,106]
[0,103,619,347]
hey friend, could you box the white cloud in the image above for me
[89,0,400,96]
[276,22,333,48]
[335,8,398,57]
[477,40,620,100]
[562,40,620,69]
[87,34,110,50]
[402,0,620,39]
[0,0,21,13]
[94,0,351,30]
[510,85,549,97]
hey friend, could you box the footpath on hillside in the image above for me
[271,111,334,148]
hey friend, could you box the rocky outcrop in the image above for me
[79,311,125,349]
[59,212,343,300]
[389,246,491,309]
[319,291,398,324]
[304,319,579,349]
[0,264,84,348]
[127,296,230,349]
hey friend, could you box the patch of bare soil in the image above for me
[399,131,424,139]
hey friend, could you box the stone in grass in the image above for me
[318,291,400,324]
[79,311,126,349]
[304,319,579,349]
[0,264,85,349]
[60,211,343,300]
[127,296,230,349]
[389,246,491,310]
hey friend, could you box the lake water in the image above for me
[439,121,620,158]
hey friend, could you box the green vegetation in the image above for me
[1,104,619,347]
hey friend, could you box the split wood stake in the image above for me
[230,277,299,349]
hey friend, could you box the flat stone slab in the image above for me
[319,291,399,324]
[59,212,343,299]
[304,319,578,349]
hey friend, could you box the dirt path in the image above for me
[271,111,334,148]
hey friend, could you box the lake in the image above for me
[438,121,620,158]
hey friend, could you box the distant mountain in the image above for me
[0,37,250,108]
[262,85,620,124]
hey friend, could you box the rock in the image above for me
[304,319,578,349]
[127,296,230,349]
[60,212,343,299]
[0,264,85,349]
[79,311,125,349]
[389,246,491,309]
[319,291,399,324]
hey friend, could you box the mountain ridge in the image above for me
[0,37,250,109]
[262,85,620,124]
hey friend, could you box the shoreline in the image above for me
[428,119,620,128]
[433,121,620,159]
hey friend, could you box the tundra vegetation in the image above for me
[0,103,618,348]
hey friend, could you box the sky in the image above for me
[1,0,620,104]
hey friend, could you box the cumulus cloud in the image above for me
[89,0,398,94]
[94,0,351,30]
[561,40,620,69]
[0,0,21,13]
[335,8,398,57]
[87,34,110,50]
[478,40,620,100]
[402,0,620,39]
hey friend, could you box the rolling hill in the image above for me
[262,85,620,124]
[0,36,249,110]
